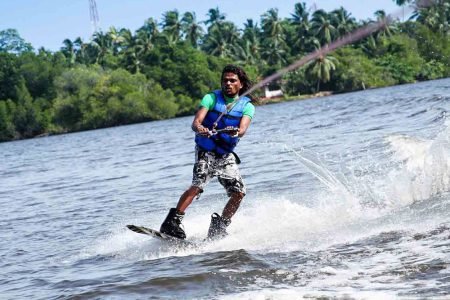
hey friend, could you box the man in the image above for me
[160,65,255,240]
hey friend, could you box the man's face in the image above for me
[221,72,242,98]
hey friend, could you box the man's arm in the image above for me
[191,107,210,135]
[237,115,251,137]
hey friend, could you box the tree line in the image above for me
[0,0,449,142]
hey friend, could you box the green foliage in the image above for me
[143,43,222,100]
[374,34,424,83]
[174,94,197,116]
[18,52,62,100]
[413,23,450,69]
[417,60,446,80]
[0,52,21,101]
[332,47,395,92]
[11,81,49,138]
[306,53,337,92]
[1,3,450,142]
[282,68,316,95]
[0,29,33,54]
[0,100,16,141]
[52,66,179,132]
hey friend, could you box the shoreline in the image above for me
[3,77,449,143]
[257,91,334,105]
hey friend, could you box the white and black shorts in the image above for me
[192,146,246,196]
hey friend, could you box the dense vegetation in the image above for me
[1,1,449,142]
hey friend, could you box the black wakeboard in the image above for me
[126,224,195,246]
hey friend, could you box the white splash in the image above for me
[84,122,449,261]
[384,121,450,207]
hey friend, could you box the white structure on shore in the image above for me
[264,86,283,98]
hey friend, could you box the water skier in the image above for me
[160,65,255,240]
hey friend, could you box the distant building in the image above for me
[264,85,283,99]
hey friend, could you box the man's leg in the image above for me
[160,149,210,239]
[160,186,202,239]
[176,148,210,212]
[222,191,245,220]
[176,186,202,212]
[208,153,246,239]
[207,192,244,239]
[217,153,246,221]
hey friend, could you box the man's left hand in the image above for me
[224,126,239,137]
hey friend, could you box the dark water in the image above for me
[1,79,449,299]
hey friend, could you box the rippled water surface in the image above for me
[1,79,449,299]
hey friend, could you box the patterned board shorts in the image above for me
[192,146,246,196]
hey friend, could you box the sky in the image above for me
[0,0,403,51]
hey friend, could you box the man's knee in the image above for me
[188,185,203,196]
[231,191,245,201]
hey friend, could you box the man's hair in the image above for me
[221,65,254,100]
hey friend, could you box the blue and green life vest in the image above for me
[195,90,251,155]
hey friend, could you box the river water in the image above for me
[1,79,449,299]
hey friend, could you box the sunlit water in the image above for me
[1,79,449,299]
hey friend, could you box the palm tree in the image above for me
[414,0,450,33]
[72,37,89,64]
[305,46,338,92]
[261,8,289,63]
[119,28,134,49]
[231,39,260,65]
[261,8,285,44]
[202,30,227,57]
[242,19,260,42]
[331,7,356,37]
[202,22,239,58]
[290,2,310,33]
[204,7,226,30]
[110,28,147,73]
[374,10,396,39]
[361,34,378,57]
[136,18,160,50]
[161,10,182,45]
[289,2,312,53]
[181,12,204,48]
[61,39,76,65]
[290,2,309,23]
[138,18,159,39]
[261,39,287,67]
[123,49,141,74]
[107,26,126,54]
[241,19,262,60]
[311,9,336,45]
[135,29,154,56]
[91,31,113,65]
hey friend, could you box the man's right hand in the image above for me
[196,125,211,136]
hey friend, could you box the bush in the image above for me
[142,43,223,100]
[332,47,395,92]
[374,34,424,84]
[0,100,16,141]
[52,66,179,131]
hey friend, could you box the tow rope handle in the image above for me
[208,127,239,137]
[196,127,239,137]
